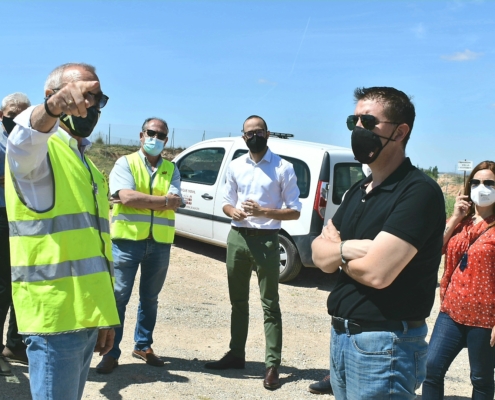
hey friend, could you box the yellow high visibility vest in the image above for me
[5,131,120,335]
[111,152,175,243]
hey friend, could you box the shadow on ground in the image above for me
[86,361,188,400]
[174,235,227,263]
[0,364,31,400]
[173,235,339,292]
[86,355,328,400]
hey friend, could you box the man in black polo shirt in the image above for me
[312,86,445,399]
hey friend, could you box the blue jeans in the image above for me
[423,311,495,400]
[109,239,171,359]
[330,322,428,400]
[24,329,98,400]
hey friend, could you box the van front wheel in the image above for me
[278,233,302,283]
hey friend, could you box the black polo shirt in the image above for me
[327,158,445,321]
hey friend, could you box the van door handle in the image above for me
[201,193,214,200]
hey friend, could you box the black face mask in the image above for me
[2,116,16,135]
[351,126,396,164]
[60,106,100,138]
[246,135,267,153]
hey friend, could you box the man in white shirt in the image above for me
[204,115,301,390]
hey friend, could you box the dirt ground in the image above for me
[1,237,474,400]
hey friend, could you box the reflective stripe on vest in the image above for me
[9,212,110,236]
[111,151,175,243]
[5,131,120,334]
[112,213,175,227]
[11,256,114,282]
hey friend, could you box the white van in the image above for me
[172,134,364,282]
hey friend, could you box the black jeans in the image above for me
[0,208,24,351]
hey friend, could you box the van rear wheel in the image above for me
[278,233,302,283]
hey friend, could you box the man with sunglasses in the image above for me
[312,87,445,399]
[4,63,119,400]
[96,117,182,374]
[204,115,301,390]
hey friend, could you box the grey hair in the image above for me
[141,117,169,133]
[44,62,97,91]
[1,92,31,110]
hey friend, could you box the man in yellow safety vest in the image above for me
[95,117,181,374]
[5,62,120,400]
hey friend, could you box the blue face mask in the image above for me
[143,137,165,156]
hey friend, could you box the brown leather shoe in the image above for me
[132,348,164,367]
[263,366,280,390]
[2,347,28,365]
[96,354,118,374]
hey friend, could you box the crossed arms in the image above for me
[311,220,418,289]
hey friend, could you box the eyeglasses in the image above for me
[346,115,400,131]
[51,88,109,109]
[144,129,168,140]
[242,129,266,139]
[470,179,495,188]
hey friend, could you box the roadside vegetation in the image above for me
[86,142,185,181]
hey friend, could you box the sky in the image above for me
[2,0,494,172]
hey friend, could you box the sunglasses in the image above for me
[346,115,400,131]
[88,92,109,109]
[50,88,109,109]
[469,179,495,188]
[144,129,168,140]
[242,129,266,139]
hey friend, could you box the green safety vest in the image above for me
[5,131,120,335]
[111,152,175,243]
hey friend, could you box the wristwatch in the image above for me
[164,196,168,207]
[340,240,348,265]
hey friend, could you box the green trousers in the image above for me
[226,228,282,368]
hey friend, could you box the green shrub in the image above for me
[445,194,456,218]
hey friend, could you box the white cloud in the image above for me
[441,49,483,61]
[412,23,426,39]
[258,79,277,86]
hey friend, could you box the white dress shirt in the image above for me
[223,147,302,230]
[8,106,93,211]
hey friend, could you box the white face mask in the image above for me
[470,185,495,207]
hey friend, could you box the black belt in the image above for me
[331,316,425,334]
[231,226,279,236]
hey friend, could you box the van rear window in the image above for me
[333,163,365,204]
[232,150,310,198]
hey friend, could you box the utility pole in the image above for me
[108,124,111,145]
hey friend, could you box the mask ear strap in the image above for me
[380,125,399,151]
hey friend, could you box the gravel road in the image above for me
[1,237,473,400]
